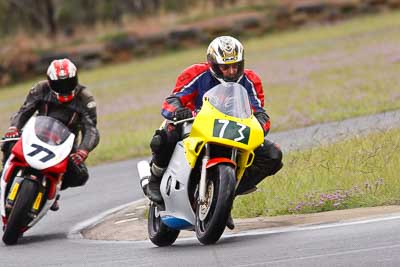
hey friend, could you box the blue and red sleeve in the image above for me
[244,70,271,134]
[161,63,209,120]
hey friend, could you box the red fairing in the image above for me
[43,156,69,174]
[11,136,68,174]
[3,160,28,183]
[46,178,59,200]
[11,139,24,161]
[206,157,237,169]
[43,157,68,200]
[3,141,28,183]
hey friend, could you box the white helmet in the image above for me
[206,36,244,82]
[47,58,78,103]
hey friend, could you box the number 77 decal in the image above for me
[27,144,56,162]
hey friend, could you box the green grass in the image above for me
[1,11,400,165]
[233,128,400,218]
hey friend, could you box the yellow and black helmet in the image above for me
[206,36,244,82]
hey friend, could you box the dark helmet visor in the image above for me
[49,76,78,95]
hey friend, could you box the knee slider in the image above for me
[77,163,89,185]
[272,146,283,162]
[266,142,283,162]
[150,129,167,153]
[268,146,283,175]
[150,135,163,152]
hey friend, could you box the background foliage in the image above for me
[0,0,246,37]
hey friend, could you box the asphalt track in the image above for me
[0,110,399,266]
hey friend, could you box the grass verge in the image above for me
[233,128,400,218]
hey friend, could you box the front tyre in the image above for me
[195,163,236,245]
[148,202,180,247]
[3,179,37,245]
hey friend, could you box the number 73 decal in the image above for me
[213,119,250,144]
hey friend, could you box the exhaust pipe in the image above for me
[137,160,151,193]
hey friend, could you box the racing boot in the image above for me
[50,194,60,211]
[226,212,235,230]
[146,163,165,204]
[228,177,259,230]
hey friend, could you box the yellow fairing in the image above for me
[183,98,265,180]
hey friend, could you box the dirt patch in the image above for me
[81,199,400,241]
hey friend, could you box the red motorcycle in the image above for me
[0,116,75,245]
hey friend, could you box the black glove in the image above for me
[254,111,270,136]
[174,107,193,121]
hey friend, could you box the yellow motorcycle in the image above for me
[138,82,265,245]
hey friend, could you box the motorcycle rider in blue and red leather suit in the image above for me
[147,36,283,229]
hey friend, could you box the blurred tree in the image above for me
[4,0,57,36]
[211,0,238,8]
[161,0,190,12]
[101,0,124,24]
[0,1,11,36]
[81,0,97,26]
[44,0,57,35]
[0,0,256,37]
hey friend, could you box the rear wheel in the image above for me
[3,179,37,245]
[148,202,180,247]
[195,163,236,245]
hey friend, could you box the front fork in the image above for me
[2,171,57,227]
[4,171,45,216]
[198,145,237,205]
[198,144,210,205]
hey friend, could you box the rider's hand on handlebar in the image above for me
[174,107,193,121]
[70,149,88,165]
[4,126,20,139]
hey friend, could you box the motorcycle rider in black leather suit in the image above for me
[1,58,100,211]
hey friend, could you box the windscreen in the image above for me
[204,82,252,119]
[34,116,72,146]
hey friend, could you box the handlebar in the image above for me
[0,137,20,143]
[172,117,195,126]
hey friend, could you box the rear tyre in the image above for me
[195,163,236,245]
[3,179,37,245]
[148,202,180,247]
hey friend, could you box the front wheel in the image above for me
[195,163,236,245]
[148,202,180,247]
[3,179,37,245]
